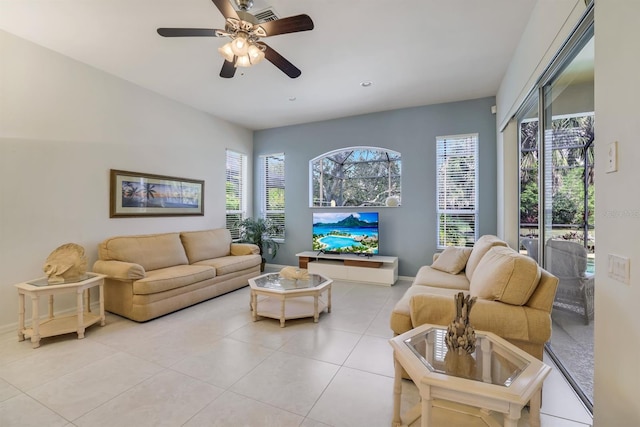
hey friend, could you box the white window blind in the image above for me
[261,153,285,240]
[436,134,478,248]
[225,150,247,239]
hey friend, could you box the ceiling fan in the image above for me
[157,0,314,79]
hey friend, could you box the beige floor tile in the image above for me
[278,327,361,365]
[307,366,395,427]
[26,352,163,420]
[0,338,116,391]
[344,334,395,377]
[184,390,303,426]
[541,355,592,425]
[0,378,21,403]
[0,393,68,427]
[74,370,223,427]
[108,325,224,367]
[227,318,310,349]
[170,337,274,388]
[230,351,339,416]
[301,418,333,426]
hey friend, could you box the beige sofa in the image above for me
[93,228,261,322]
[390,235,559,360]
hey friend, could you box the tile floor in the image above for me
[0,277,593,426]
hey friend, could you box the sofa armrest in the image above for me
[93,260,145,281]
[409,294,552,344]
[230,243,260,256]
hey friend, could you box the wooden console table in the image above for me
[296,251,398,285]
[15,273,106,348]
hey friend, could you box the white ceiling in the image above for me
[0,0,537,130]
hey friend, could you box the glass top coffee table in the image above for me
[248,271,332,327]
[389,323,551,427]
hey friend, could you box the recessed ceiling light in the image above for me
[288,96,297,101]
[360,81,373,87]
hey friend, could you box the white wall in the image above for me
[0,30,253,332]
[497,0,640,424]
[593,2,640,425]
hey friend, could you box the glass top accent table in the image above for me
[15,273,106,348]
[248,272,332,327]
[389,324,551,427]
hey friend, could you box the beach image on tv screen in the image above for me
[312,212,379,254]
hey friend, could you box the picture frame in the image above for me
[110,169,204,217]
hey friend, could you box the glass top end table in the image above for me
[404,326,530,387]
[390,323,551,427]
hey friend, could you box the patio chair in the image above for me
[545,239,594,324]
[521,237,539,263]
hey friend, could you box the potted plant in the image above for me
[235,217,280,271]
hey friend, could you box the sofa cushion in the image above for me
[413,266,470,290]
[469,246,541,306]
[431,246,472,274]
[180,229,232,264]
[132,265,216,295]
[193,254,261,276]
[99,233,188,271]
[465,235,508,281]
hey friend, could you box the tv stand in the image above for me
[296,251,398,286]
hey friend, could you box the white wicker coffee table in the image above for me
[248,272,332,327]
[389,323,551,427]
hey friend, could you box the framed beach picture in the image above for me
[110,169,204,217]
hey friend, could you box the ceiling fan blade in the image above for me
[157,28,220,37]
[261,43,301,78]
[259,14,314,37]
[211,0,239,20]
[220,60,237,78]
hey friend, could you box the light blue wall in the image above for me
[253,97,497,277]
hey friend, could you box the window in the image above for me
[260,153,285,240]
[310,147,401,207]
[436,134,478,248]
[225,149,247,239]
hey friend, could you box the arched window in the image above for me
[310,147,401,207]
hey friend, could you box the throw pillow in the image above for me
[465,235,508,281]
[431,246,472,274]
[230,244,254,256]
[469,246,541,306]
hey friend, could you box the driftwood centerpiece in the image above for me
[445,292,477,355]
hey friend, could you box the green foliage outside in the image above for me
[519,114,595,247]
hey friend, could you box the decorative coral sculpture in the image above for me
[445,292,477,355]
[43,243,88,284]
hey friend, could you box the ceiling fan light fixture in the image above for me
[230,34,249,56]
[218,42,235,62]
[247,44,265,64]
[235,54,252,68]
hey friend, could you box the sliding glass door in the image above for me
[517,11,594,411]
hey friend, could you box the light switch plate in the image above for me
[608,253,630,284]
[606,141,618,173]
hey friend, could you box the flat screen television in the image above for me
[312,212,379,255]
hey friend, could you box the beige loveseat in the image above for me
[93,229,261,322]
[390,235,559,360]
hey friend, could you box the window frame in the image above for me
[260,153,285,241]
[308,146,402,207]
[436,133,479,248]
[225,149,247,239]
